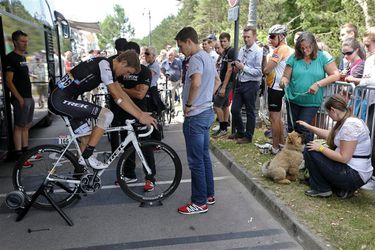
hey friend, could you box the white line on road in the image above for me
[0,176,233,198]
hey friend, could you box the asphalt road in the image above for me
[0,114,302,250]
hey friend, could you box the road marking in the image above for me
[0,176,233,198]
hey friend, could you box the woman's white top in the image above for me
[334,117,373,182]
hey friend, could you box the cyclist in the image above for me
[263,24,293,154]
[49,50,157,170]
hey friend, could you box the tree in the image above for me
[97,4,134,50]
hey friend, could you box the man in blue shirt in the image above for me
[161,49,182,112]
[232,26,263,144]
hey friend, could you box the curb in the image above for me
[210,144,332,250]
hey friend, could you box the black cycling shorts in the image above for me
[49,89,102,129]
[267,88,284,112]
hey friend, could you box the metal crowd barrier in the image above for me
[352,85,375,141]
[313,81,355,130]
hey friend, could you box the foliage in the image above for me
[134,0,375,59]
[97,4,134,50]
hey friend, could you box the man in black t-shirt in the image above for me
[109,42,155,191]
[5,30,34,161]
[212,32,235,138]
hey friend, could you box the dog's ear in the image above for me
[297,132,304,143]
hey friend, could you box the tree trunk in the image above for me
[247,0,257,26]
[356,0,372,28]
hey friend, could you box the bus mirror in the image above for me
[60,20,70,39]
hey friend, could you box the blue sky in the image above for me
[49,0,181,39]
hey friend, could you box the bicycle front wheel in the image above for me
[116,140,182,203]
[13,145,83,210]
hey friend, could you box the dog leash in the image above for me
[284,85,310,130]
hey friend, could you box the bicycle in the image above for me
[159,75,174,125]
[13,116,182,210]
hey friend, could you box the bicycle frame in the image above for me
[45,117,154,185]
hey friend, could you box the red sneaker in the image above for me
[207,196,216,205]
[23,161,33,168]
[30,153,43,161]
[178,203,208,215]
[144,180,154,192]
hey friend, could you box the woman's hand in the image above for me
[306,141,321,152]
[308,83,319,94]
[280,77,289,89]
[296,120,308,128]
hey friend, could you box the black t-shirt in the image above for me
[110,64,151,119]
[5,51,32,99]
[219,47,235,83]
[61,57,113,98]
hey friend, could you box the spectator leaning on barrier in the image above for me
[175,26,221,215]
[297,94,373,198]
[231,26,263,144]
[280,31,340,143]
[263,24,293,154]
[340,38,365,85]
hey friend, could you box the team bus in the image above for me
[0,0,70,159]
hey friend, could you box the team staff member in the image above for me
[109,42,156,191]
[49,50,156,170]
[263,24,293,154]
[5,30,34,162]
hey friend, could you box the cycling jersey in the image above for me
[49,57,114,129]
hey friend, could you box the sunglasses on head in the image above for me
[268,34,277,39]
[342,50,354,56]
[144,52,150,56]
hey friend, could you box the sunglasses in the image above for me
[268,34,277,39]
[342,50,355,56]
[144,52,151,56]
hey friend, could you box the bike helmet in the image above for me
[268,24,288,35]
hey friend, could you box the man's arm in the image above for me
[184,73,201,115]
[107,82,156,126]
[5,71,24,105]
[123,84,149,100]
[213,72,221,94]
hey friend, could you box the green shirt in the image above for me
[286,50,334,107]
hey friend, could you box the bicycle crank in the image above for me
[80,174,101,193]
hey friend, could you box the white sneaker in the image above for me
[124,177,138,184]
[78,156,107,170]
[271,147,280,155]
[361,179,375,191]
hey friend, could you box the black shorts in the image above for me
[213,82,232,108]
[267,88,284,112]
[49,89,102,130]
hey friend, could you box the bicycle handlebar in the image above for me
[125,119,154,138]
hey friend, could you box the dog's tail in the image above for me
[261,160,271,176]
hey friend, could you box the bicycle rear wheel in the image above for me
[13,145,83,210]
[116,140,182,203]
[166,92,173,124]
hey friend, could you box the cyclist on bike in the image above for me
[49,50,157,170]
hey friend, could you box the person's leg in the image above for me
[243,82,259,140]
[170,80,178,111]
[304,149,364,192]
[270,111,283,149]
[295,106,319,143]
[203,110,215,198]
[183,110,211,205]
[231,84,244,135]
[13,126,23,152]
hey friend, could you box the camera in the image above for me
[231,60,239,66]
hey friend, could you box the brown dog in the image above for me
[261,131,304,184]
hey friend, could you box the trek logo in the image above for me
[62,100,89,109]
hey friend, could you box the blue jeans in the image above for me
[286,101,319,143]
[304,149,365,192]
[231,81,260,140]
[183,108,215,205]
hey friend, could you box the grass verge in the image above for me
[211,128,375,250]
